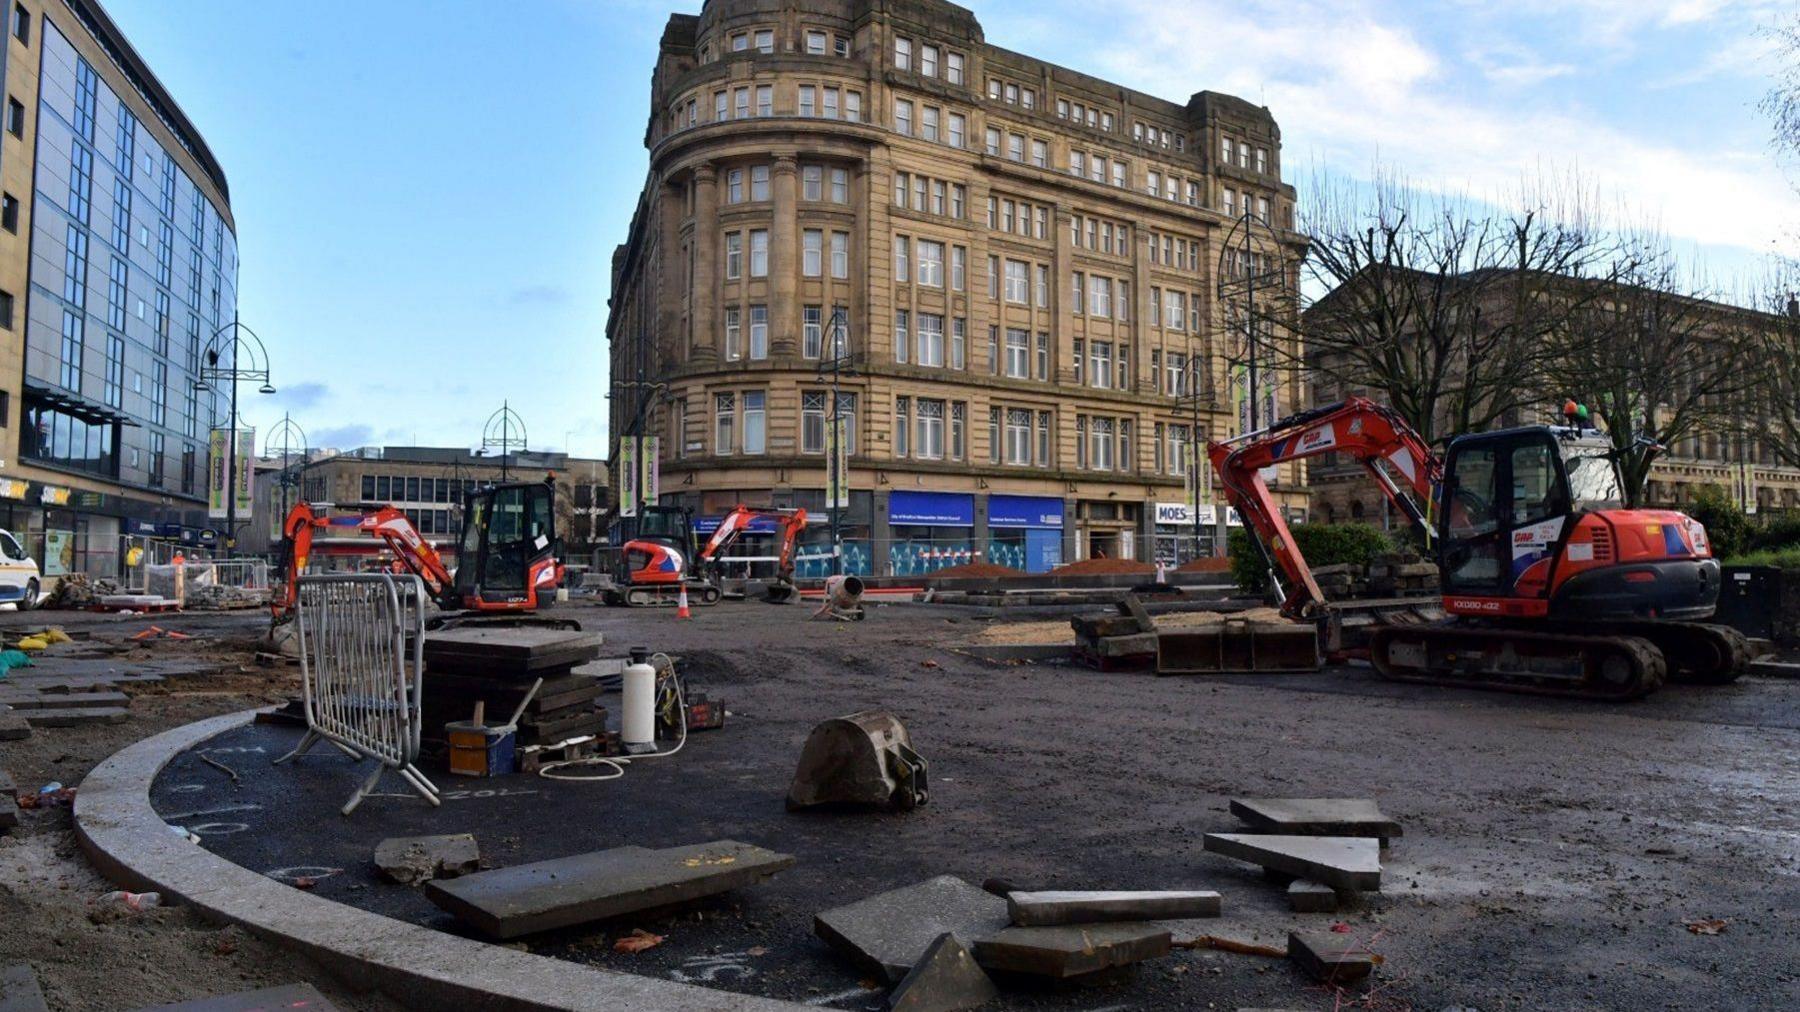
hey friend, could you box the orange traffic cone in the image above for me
[675,583,691,619]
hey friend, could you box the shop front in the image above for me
[886,490,975,576]
[1152,501,1219,566]
[986,494,1064,573]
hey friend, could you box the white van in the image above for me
[0,528,41,609]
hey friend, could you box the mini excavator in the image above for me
[1210,397,1748,700]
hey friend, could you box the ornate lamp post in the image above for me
[266,412,308,531]
[481,402,527,481]
[193,319,275,557]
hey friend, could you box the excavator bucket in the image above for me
[1156,617,1321,674]
[765,578,798,604]
[786,710,928,811]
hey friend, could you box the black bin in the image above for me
[1714,565,1780,641]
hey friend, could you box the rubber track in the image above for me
[1370,624,1667,701]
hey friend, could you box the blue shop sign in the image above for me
[988,495,1063,529]
[127,519,160,537]
[692,514,780,536]
[888,491,974,527]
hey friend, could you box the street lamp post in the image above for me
[481,402,527,482]
[819,308,858,577]
[194,317,276,558]
[267,412,308,534]
[1182,357,1207,563]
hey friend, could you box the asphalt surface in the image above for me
[149,598,1800,1011]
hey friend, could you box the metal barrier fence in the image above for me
[273,572,439,815]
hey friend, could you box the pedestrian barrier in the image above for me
[273,572,440,815]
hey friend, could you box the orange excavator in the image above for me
[272,479,566,625]
[607,504,807,606]
[1210,396,1748,700]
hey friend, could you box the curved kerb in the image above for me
[74,709,807,1011]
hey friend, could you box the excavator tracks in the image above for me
[1369,623,1668,701]
[1604,622,1750,685]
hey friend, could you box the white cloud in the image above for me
[1054,0,1795,254]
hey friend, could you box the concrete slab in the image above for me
[0,963,47,1012]
[0,691,130,710]
[887,932,998,1012]
[814,875,1011,983]
[130,982,340,1011]
[1287,929,1374,984]
[0,795,16,832]
[1287,879,1338,913]
[374,833,481,885]
[423,840,794,939]
[1229,798,1402,842]
[972,923,1171,979]
[1006,890,1221,926]
[422,627,603,678]
[1202,834,1381,892]
[0,710,27,741]
[22,707,130,727]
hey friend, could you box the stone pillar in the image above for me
[656,178,683,373]
[973,494,990,563]
[690,163,719,365]
[771,154,800,356]
[873,487,893,575]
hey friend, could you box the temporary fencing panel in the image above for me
[273,572,439,815]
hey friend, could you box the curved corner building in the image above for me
[608,0,1307,577]
[0,0,237,568]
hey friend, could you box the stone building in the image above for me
[605,0,1310,577]
[1305,270,1800,525]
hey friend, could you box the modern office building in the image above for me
[607,0,1310,577]
[0,0,236,579]
[236,446,611,561]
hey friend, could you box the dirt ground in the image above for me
[6,598,1800,1011]
[0,609,403,1011]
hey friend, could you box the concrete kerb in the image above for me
[73,708,808,1012]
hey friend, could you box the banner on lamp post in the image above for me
[207,429,229,519]
[827,415,849,510]
[235,428,254,520]
[208,428,255,520]
[618,436,659,518]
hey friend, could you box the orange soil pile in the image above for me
[1176,557,1232,573]
[928,561,1027,579]
[1049,558,1157,576]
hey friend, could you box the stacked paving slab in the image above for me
[418,627,605,748]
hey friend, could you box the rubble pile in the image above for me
[45,573,120,608]
[184,583,269,610]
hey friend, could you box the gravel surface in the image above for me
[0,608,402,1012]
[131,597,1800,1011]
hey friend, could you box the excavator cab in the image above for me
[1440,427,1628,597]
[453,480,560,608]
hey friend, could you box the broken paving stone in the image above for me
[1287,929,1374,984]
[1229,798,1402,845]
[1,963,48,1012]
[1007,890,1221,926]
[424,840,793,940]
[972,923,1172,979]
[0,711,28,742]
[374,833,481,885]
[888,932,999,1012]
[130,983,341,1011]
[1288,879,1338,913]
[1202,834,1381,893]
[816,875,1011,983]
[21,707,129,728]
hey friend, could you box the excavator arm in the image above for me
[1209,397,1442,618]
[697,505,809,585]
[272,502,458,621]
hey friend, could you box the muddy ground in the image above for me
[0,608,402,1011]
[4,599,1798,1010]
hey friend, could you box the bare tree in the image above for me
[1297,167,1622,446]
[1544,238,1757,505]
[1749,259,1800,469]
[1763,15,1800,193]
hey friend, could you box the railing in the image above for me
[273,573,439,816]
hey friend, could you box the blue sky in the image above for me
[102,0,1794,457]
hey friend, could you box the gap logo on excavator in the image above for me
[1210,397,1748,701]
